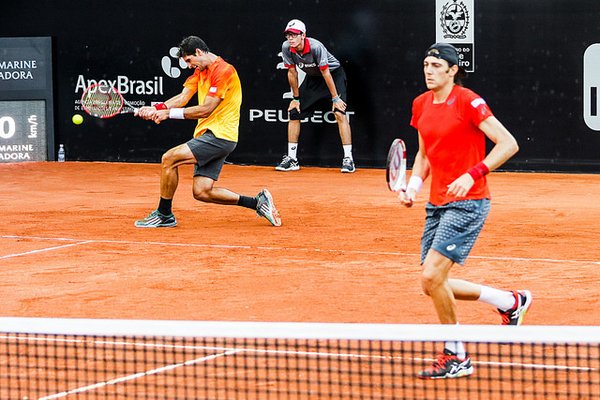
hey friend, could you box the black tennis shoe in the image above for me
[341,157,355,173]
[275,155,300,171]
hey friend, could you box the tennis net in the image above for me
[1,317,599,399]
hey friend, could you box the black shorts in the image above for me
[186,130,237,181]
[290,67,348,120]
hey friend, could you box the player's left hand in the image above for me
[398,189,414,207]
[152,110,170,125]
[137,106,157,120]
[332,98,347,112]
[447,173,475,198]
[288,100,301,113]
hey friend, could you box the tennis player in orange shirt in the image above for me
[400,43,532,379]
[135,36,281,228]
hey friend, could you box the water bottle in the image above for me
[57,144,65,162]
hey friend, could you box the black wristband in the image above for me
[293,96,300,101]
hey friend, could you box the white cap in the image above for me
[284,19,306,34]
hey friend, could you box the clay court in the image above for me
[1,162,599,326]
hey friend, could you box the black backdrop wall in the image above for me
[2,0,600,171]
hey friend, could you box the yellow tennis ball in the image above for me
[72,114,83,125]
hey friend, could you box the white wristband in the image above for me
[169,108,185,120]
[407,175,423,193]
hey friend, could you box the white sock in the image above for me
[478,285,516,311]
[288,143,298,159]
[343,144,353,159]
[444,323,466,359]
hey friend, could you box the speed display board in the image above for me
[0,100,47,161]
[0,37,54,162]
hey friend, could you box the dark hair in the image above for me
[425,42,467,86]
[454,68,467,87]
[177,36,210,57]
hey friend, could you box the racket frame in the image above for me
[80,83,138,119]
[386,138,407,192]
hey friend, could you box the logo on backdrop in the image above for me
[583,44,600,131]
[72,75,164,112]
[440,0,470,39]
[161,47,189,78]
[71,46,190,113]
[436,0,475,73]
[74,47,187,111]
[0,60,37,81]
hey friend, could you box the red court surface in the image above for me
[1,161,598,326]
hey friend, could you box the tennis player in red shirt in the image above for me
[400,43,532,379]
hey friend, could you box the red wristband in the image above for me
[154,102,168,110]
[467,162,490,181]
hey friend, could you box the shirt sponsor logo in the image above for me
[470,98,486,108]
[297,62,317,69]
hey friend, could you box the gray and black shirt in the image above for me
[281,38,341,76]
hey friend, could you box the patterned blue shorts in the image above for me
[421,199,491,265]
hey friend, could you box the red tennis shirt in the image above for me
[410,85,493,206]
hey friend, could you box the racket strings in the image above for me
[386,139,407,192]
[81,85,124,118]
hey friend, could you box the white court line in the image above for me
[0,240,93,260]
[1,234,598,265]
[37,349,242,400]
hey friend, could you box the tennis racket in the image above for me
[81,83,138,118]
[386,138,407,192]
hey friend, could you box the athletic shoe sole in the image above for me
[275,165,300,171]
[258,189,282,227]
[515,290,533,325]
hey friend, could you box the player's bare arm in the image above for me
[152,94,222,124]
[287,68,301,112]
[321,67,347,112]
[447,116,519,198]
[138,87,196,120]
[478,116,519,170]
[400,133,429,207]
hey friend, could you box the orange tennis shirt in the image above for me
[410,85,493,206]
[183,57,242,142]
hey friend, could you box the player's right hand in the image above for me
[288,100,301,113]
[398,189,415,208]
[152,110,169,125]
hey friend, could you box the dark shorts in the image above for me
[421,199,491,266]
[289,67,348,120]
[186,130,237,181]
